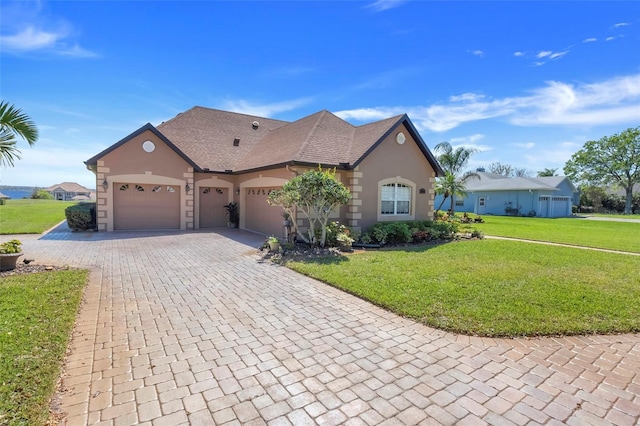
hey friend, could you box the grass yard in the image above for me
[0,269,88,426]
[288,239,640,337]
[584,213,640,219]
[0,199,75,234]
[472,215,639,253]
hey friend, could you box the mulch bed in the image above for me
[0,263,71,278]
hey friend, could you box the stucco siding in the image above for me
[357,124,435,230]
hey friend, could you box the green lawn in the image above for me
[583,213,640,219]
[0,199,75,234]
[472,215,639,253]
[288,240,640,337]
[0,269,88,425]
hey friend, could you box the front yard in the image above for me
[472,215,639,253]
[0,269,88,425]
[0,199,75,234]
[287,218,640,338]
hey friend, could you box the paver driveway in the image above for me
[16,227,640,425]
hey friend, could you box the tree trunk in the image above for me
[625,186,633,214]
[449,195,455,214]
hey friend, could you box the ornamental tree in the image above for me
[564,127,640,214]
[268,167,351,246]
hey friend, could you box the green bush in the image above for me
[31,189,53,200]
[65,203,96,231]
[362,220,462,245]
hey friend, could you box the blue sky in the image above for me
[1,0,639,189]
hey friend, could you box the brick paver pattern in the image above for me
[16,228,640,425]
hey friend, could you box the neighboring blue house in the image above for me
[435,172,579,218]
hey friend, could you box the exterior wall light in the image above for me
[102,180,108,190]
[186,183,191,192]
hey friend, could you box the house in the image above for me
[85,106,444,234]
[435,172,578,218]
[46,182,94,201]
[0,192,9,199]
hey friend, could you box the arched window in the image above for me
[378,177,416,221]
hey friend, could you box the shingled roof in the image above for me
[45,182,92,193]
[87,106,443,175]
[465,172,574,192]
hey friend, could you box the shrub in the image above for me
[363,222,412,245]
[31,189,53,200]
[65,203,96,231]
[430,221,459,239]
[412,230,431,243]
[0,239,22,254]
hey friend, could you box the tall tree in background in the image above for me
[488,162,531,177]
[434,142,478,213]
[0,101,39,167]
[564,127,640,214]
[537,168,558,177]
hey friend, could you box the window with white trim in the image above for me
[381,183,411,215]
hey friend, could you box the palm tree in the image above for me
[434,142,479,214]
[0,101,39,167]
[435,171,478,214]
[537,167,558,177]
[434,141,478,175]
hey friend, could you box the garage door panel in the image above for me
[199,187,228,228]
[245,187,283,236]
[114,183,180,230]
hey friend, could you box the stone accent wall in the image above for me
[96,160,109,232]
[184,168,194,230]
[346,167,363,232]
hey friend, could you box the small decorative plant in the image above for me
[0,239,22,254]
[224,202,239,228]
[266,236,280,251]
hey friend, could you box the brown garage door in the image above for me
[199,187,229,228]
[114,183,180,230]
[245,187,284,236]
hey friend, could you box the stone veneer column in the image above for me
[184,168,194,230]
[96,161,109,232]
[346,167,363,232]
[428,171,436,220]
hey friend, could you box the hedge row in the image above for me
[360,220,461,245]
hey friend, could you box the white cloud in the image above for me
[513,51,524,57]
[0,26,63,51]
[336,73,640,132]
[512,142,535,149]
[0,145,97,188]
[534,49,569,65]
[59,43,99,58]
[449,134,493,152]
[583,37,597,43]
[606,36,616,41]
[0,4,97,58]
[336,107,404,122]
[449,93,485,103]
[613,22,630,28]
[366,0,407,12]
[549,51,569,60]
[470,50,484,57]
[221,97,314,118]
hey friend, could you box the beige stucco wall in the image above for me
[236,168,297,233]
[95,130,194,231]
[354,124,436,231]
